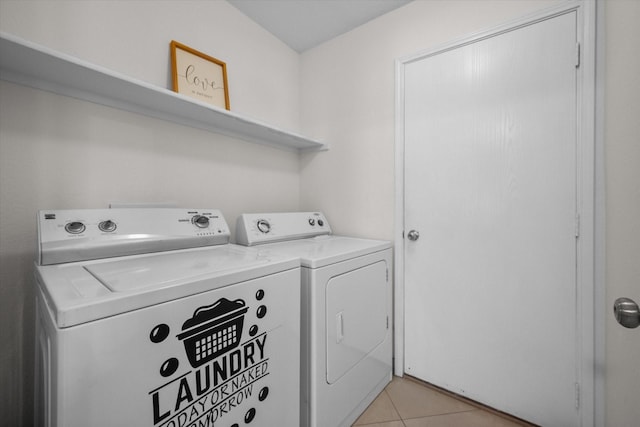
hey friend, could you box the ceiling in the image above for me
[228,0,413,52]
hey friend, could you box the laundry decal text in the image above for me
[147,295,272,426]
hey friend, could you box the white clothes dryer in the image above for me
[35,208,300,427]
[236,212,392,427]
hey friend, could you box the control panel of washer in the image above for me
[236,212,331,246]
[37,208,230,265]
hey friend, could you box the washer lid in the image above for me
[85,246,274,292]
[259,235,391,268]
[36,245,299,328]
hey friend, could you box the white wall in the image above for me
[0,0,301,130]
[0,1,302,426]
[604,1,640,426]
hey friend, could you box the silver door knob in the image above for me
[407,230,420,241]
[614,297,640,329]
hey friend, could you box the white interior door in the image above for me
[403,12,580,427]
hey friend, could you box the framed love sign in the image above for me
[170,40,230,110]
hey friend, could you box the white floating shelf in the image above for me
[0,32,327,152]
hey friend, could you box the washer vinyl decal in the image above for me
[149,290,271,427]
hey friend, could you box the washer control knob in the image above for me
[308,218,316,226]
[318,219,324,227]
[98,220,117,233]
[65,221,86,234]
[256,219,271,234]
[192,215,210,228]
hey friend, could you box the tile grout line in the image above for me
[400,408,485,422]
[401,407,479,419]
[386,376,479,424]
[402,375,537,426]
[382,389,408,426]
[351,388,403,426]
[355,375,533,426]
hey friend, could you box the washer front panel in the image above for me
[37,268,300,427]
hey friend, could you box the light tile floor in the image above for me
[352,376,535,427]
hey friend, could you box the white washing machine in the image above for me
[236,212,392,427]
[34,208,300,427]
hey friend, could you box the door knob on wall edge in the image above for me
[614,297,640,329]
[407,230,420,241]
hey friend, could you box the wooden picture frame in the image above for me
[170,40,230,110]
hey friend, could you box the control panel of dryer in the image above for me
[37,208,230,265]
[236,212,331,246]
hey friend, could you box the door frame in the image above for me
[393,1,603,425]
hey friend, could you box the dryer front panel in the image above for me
[326,260,389,384]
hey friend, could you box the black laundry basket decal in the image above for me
[177,298,248,368]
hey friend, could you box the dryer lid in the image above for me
[260,236,391,268]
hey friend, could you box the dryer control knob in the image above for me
[192,215,210,228]
[65,221,86,234]
[98,220,117,233]
[256,219,271,234]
